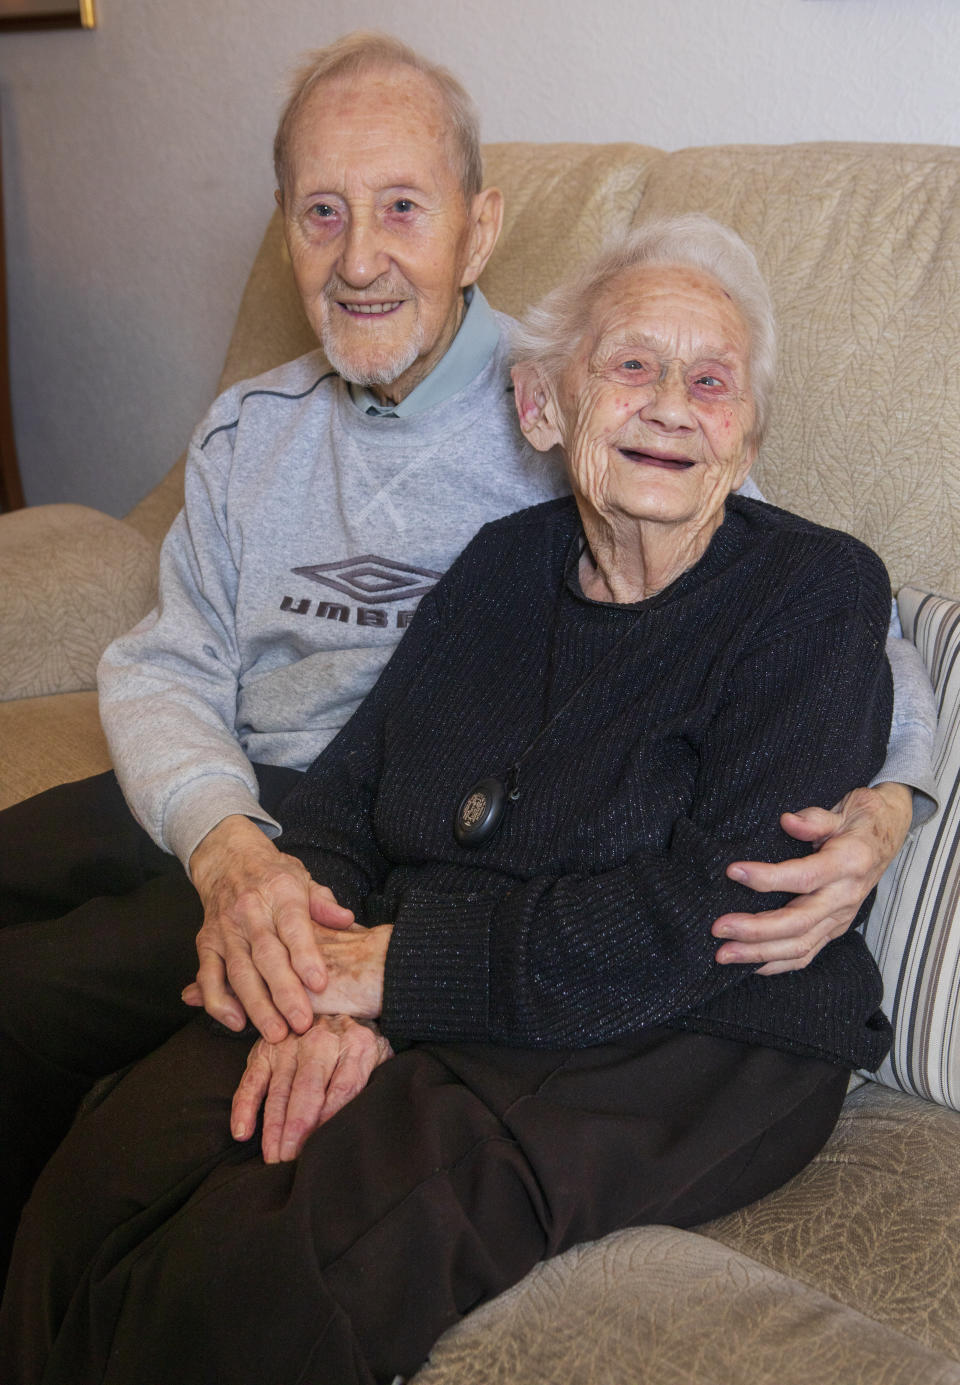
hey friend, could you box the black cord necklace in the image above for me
[453,552,647,847]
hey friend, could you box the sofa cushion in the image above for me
[864,585,960,1109]
[702,1057,960,1360]
[0,690,109,811]
[413,1215,960,1384]
[700,1041,958,1357]
[0,504,157,700]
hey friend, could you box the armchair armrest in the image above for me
[0,503,158,700]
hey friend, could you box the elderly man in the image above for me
[0,31,935,1284]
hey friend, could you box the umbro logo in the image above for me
[291,554,442,605]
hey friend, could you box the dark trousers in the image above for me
[0,1016,849,1385]
[0,766,302,1282]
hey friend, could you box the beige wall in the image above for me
[2,0,959,515]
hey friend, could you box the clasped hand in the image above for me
[185,816,394,1158]
[224,924,391,1158]
[190,917,392,1161]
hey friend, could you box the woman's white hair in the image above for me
[512,214,777,443]
[274,32,483,205]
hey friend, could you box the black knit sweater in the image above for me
[279,495,894,1071]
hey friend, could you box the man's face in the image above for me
[281,67,491,403]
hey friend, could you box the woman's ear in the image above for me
[511,363,563,453]
[732,435,759,491]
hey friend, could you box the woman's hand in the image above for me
[231,1014,393,1162]
[712,783,913,974]
[306,923,394,1019]
[183,919,391,1019]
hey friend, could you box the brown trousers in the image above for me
[0,766,302,1283]
[1,1016,849,1385]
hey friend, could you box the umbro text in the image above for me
[281,595,415,628]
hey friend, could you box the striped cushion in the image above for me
[864,586,960,1108]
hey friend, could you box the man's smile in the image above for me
[337,300,406,317]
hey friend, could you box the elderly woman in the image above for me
[3,217,893,1385]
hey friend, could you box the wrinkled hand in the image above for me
[306,923,393,1020]
[187,816,355,1041]
[231,1014,393,1162]
[713,783,913,976]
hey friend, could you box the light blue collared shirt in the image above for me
[348,287,502,418]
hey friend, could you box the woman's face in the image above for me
[555,264,758,531]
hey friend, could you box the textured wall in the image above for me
[1,0,959,515]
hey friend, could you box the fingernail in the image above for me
[728,866,748,883]
[714,924,732,938]
[234,1123,246,1140]
[307,970,324,990]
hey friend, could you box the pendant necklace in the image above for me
[453,564,646,847]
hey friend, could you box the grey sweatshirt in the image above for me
[99,320,566,864]
[99,316,937,868]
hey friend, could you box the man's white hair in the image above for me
[274,31,483,205]
[512,215,777,443]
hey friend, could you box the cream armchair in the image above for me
[3,139,960,1381]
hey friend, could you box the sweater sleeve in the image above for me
[380,543,894,1049]
[876,622,938,826]
[738,478,937,824]
[97,416,277,868]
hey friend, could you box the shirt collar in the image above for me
[348,286,501,419]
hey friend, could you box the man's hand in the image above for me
[188,815,355,1042]
[713,783,913,976]
[231,1014,393,1162]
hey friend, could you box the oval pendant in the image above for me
[454,777,507,847]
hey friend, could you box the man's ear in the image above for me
[512,363,563,453]
[460,187,504,287]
